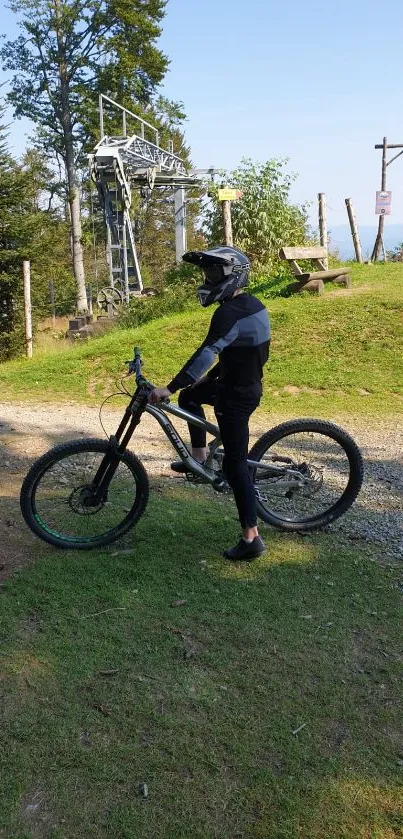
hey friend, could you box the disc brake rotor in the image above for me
[68,485,105,516]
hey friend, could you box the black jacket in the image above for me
[167,294,270,400]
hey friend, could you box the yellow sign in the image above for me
[218,188,242,201]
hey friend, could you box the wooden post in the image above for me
[318,193,328,269]
[345,198,363,263]
[174,187,187,262]
[23,260,33,359]
[371,136,387,262]
[222,200,233,246]
[87,285,93,317]
[49,280,56,326]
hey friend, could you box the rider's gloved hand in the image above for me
[148,387,172,405]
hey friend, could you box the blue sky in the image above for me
[1,0,403,234]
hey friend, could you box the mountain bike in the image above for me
[20,347,364,550]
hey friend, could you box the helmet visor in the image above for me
[203,265,225,285]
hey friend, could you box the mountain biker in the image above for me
[148,245,271,561]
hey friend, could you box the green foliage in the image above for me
[204,158,309,270]
[0,110,37,358]
[1,0,169,164]
[118,262,201,328]
[118,286,198,330]
[1,0,175,310]
[0,106,78,359]
[19,150,77,318]
[386,242,403,261]
[162,261,201,288]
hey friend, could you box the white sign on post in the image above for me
[375,190,392,215]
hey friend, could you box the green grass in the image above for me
[1,263,402,417]
[0,483,402,838]
[1,262,402,836]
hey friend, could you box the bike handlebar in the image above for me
[126,347,169,402]
[127,346,149,386]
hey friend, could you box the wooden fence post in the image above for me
[87,285,93,317]
[345,198,363,263]
[23,260,33,359]
[49,280,56,326]
[318,193,328,269]
[221,200,233,247]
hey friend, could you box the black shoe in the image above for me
[223,535,266,562]
[170,460,205,474]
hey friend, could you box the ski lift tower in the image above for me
[89,95,205,308]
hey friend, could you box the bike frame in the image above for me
[91,382,293,495]
[90,381,291,500]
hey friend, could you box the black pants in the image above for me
[178,378,260,529]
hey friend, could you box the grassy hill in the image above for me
[0,262,402,417]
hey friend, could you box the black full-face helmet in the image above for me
[183,246,250,307]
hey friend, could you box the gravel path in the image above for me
[0,401,402,561]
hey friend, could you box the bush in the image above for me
[118,285,198,329]
[118,261,202,329]
[162,261,201,289]
[387,242,403,262]
[203,158,309,272]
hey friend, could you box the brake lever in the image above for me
[124,360,136,375]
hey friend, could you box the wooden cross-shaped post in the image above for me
[371,137,403,262]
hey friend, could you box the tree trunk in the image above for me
[55,1,87,313]
[67,161,87,312]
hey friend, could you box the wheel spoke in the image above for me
[253,428,357,525]
[28,444,145,546]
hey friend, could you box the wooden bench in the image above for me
[279,246,351,295]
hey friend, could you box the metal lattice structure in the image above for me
[89,95,203,304]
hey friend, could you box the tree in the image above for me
[19,149,77,317]
[204,159,308,271]
[1,0,169,312]
[0,96,81,360]
[387,243,403,262]
[0,109,33,358]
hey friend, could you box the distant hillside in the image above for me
[329,224,403,260]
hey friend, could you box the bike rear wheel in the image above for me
[250,419,364,532]
[20,438,149,549]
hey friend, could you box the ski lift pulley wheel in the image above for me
[96,286,123,313]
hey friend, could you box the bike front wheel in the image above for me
[249,419,364,532]
[20,438,150,549]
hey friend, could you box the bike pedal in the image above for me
[212,477,231,493]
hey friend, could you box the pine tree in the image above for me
[0,109,29,358]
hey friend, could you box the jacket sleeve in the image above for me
[167,307,239,393]
[206,363,220,380]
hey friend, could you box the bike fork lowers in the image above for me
[90,389,148,500]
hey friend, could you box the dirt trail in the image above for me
[0,401,402,579]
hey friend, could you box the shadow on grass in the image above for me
[0,486,402,839]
